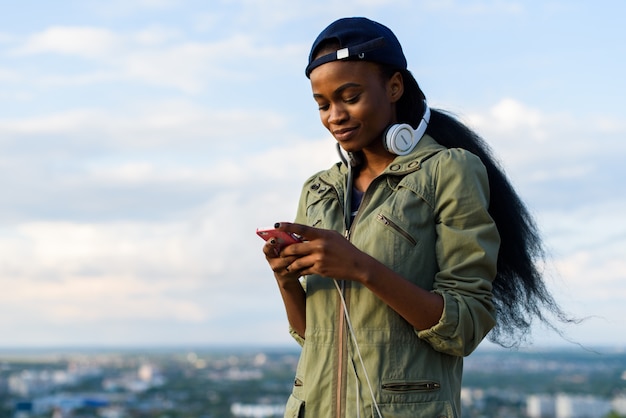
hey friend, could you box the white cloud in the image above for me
[82,0,179,17]
[1,220,211,278]
[0,100,288,150]
[479,98,545,137]
[554,251,626,298]
[422,0,525,15]
[81,137,336,188]
[133,26,183,46]
[0,136,336,334]
[0,68,21,82]
[540,200,626,255]
[7,25,304,93]
[0,108,106,136]
[0,215,232,325]
[228,0,391,28]
[0,32,16,44]
[13,26,120,58]
[496,197,626,346]
[464,98,626,179]
[0,275,208,324]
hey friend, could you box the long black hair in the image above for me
[388,67,576,347]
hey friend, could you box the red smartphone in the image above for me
[256,227,303,248]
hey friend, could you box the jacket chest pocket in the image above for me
[376,213,417,246]
[365,194,434,274]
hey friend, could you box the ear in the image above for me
[388,71,404,103]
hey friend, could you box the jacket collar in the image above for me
[379,135,444,176]
[319,134,444,186]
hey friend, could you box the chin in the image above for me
[337,141,364,153]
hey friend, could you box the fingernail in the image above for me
[274,222,280,228]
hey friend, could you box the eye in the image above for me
[317,103,329,111]
[344,94,361,104]
[313,96,329,111]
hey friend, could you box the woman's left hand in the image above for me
[274,222,370,282]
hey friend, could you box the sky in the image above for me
[0,0,624,350]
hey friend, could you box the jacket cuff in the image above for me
[416,291,465,356]
[289,326,305,347]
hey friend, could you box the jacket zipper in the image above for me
[336,180,376,418]
[376,213,417,246]
[336,279,346,418]
[317,177,348,418]
[381,381,441,392]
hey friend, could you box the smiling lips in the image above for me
[333,126,358,141]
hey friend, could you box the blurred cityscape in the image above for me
[0,346,625,418]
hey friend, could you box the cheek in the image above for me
[358,106,389,134]
[319,112,331,130]
[367,101,394,131]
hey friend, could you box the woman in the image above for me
[262,17,567,418]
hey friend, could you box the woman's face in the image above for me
[310,59,403,155]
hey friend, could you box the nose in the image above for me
[328,103,348,125]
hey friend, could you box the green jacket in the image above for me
[285,135,500,418]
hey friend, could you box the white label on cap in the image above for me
[337,48,349,60]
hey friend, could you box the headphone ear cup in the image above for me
[384,123,415,156]
[383,103,430,156]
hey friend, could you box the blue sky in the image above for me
[0,0,624,349]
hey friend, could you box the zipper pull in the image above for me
[377,213,389,225]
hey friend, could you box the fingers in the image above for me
[262,239,281,258]
[274,222,318,241]
[272,255,303,279]
[265,222,346,279]
[262,238,302,278]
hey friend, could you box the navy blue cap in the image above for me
[305,17,407,78]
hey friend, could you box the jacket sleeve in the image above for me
[285,173,320,347]
[416,148,500,356]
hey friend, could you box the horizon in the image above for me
[0,341,624,355]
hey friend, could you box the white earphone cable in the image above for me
[333,279,383,418]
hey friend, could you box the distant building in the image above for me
[527,393,614,418]
[613,395,626,416]
[461,387,486,410]
[231,402,285,417]
[555,393,612,418]
[8,370,72,397]
[527,394,556,418]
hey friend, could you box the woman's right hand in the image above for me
[262,239,304,284]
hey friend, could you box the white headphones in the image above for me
[383,102,431,156]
